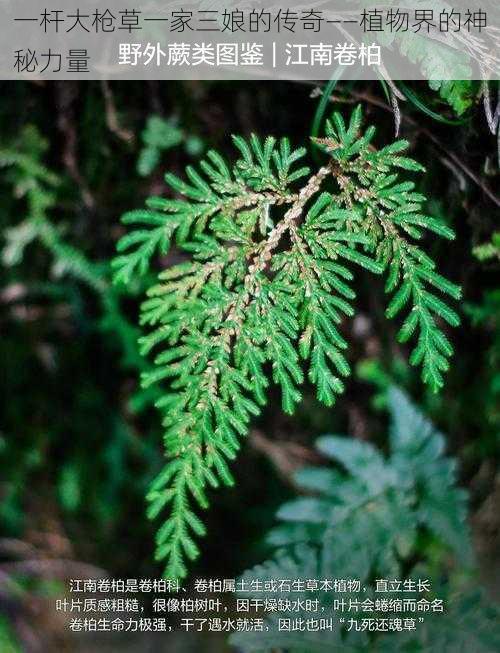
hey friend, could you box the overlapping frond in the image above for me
[114,108,460,578]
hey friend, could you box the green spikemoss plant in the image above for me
[114,106,461,579]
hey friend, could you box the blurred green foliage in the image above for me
[473,232,500,263]
[0,615,20,653]
[233,388,499,652]
[137,115,204,177]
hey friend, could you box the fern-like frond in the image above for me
[113,136,308,285]
[231,388,493,653]
[115,107,460,578]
